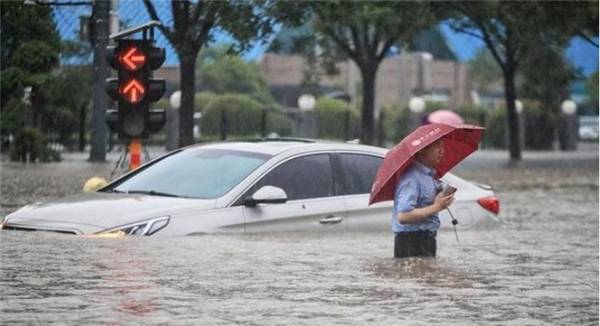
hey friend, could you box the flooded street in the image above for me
[1,147,598,325]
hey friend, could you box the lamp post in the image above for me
[559,99,578,151]
[408,96,425,132]
[166,91,181,150]
[515,100,525,150]
[297,94,317,138]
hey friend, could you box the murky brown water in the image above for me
[1,149,598,325]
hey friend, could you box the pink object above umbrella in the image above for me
[427,110,464,126]
[369,123,484,205]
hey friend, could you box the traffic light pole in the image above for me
[128,137,142,170]
[105,21,165,172]
[89,0,110,162]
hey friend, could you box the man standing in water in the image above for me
[392,139,455,258]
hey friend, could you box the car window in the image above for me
[112,148,271,199]
[337,153,383,195]
[245,154,335,201]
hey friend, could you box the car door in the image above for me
[238,153,347,233]
[334,153,392,232]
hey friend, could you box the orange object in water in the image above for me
[129,138,142,170]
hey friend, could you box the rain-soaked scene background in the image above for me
[1,0,599,325]
[1,146,598,325]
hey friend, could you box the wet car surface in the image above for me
[1,141,499,236]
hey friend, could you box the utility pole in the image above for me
[89,0,110,161]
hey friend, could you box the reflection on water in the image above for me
[1,167,598,325]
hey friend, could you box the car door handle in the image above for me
[319,216,343,225]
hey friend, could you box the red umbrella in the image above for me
[369,123,484,205]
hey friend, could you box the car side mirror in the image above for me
[244,186,288,207]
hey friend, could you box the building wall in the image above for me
[258,53,472,111]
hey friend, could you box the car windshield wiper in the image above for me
[126,190,181,198]
[102,188,126,193]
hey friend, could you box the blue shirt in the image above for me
[392,161,442,233]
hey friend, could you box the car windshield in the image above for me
[112,148,271,199]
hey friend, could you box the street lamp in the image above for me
[515,100,523,114]
[559,99,578,151]
[298,94,316,111]
[408,96,425,131]
[297,94,317,138]
[166,91,181,151]
[561,99,577,115]
[409,96,425,113]
[169,90,181,109]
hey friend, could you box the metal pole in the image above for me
[89,0,110,162]
[129,137,142,170]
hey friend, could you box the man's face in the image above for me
[418,140,444,167]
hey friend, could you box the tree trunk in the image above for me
[360,66,377,145]
[503,65,522,161]
[178,54,196,147]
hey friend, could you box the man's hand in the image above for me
[433,192,455,212]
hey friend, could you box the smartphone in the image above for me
[442,185,457,196]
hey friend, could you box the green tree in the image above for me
[449,1,576,160]
[143,0,274,147]
[0,1,60,156]
[40,67,93,150]
[468,48,503,93]
[0,1,60,66]
[520,45,577,117]
[271,1,440,145]
[196,47,274,105]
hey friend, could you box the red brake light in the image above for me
[478,196,500,215]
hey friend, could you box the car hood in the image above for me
[4,192,216,234]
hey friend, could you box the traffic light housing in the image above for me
[106,39,166,138]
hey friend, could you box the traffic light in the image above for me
[106,39,166,138]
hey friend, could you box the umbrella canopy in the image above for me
[369,123,484,205]
[427,110,464,126]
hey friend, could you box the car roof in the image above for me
[189,139,388,157]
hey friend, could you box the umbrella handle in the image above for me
[446,208,460,244]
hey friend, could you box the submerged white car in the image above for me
[1,140,500,236]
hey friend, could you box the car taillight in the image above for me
[478,196,500,215]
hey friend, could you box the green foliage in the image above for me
[38,67,91,146]
[1,1,60,66]
[424,101,446,114]
[314,98,360,140]
[9,127,60,162]
[485,109,507,149]
[468,48,503,93]
[382,104,412,143]
[154,98,170,110]
[197,51,271,96]
[455,104,489,126]
[522,101,556,150]
[519,43,576,116]
[200,93,294,138]
[1,98,25,136]
[1,1,62,153]
[270,1,441,144]
[10,41,59,73]
[194,92,218,112]
[0,67,25,107]
[267,112,294,137]
[481,103,556,150]
[143,0,277,146]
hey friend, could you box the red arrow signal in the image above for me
[119,46,147,71]
[120,79,145,103]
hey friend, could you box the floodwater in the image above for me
[1,148,598,325]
